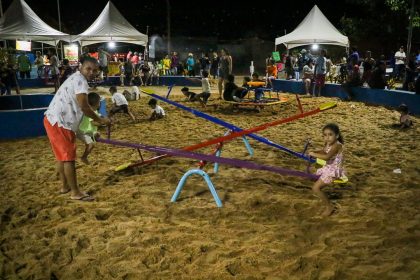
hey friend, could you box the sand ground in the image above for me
[0,85,419,279]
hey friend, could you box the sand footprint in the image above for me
[95,209,112,221]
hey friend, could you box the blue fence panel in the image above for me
[272,79,420,115]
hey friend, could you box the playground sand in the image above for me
[1,86,419,279]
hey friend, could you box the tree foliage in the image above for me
[339,0,419,54]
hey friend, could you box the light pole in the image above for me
[146,25,149,61]
[166,0,170,54]
[406,0,415,56]
[57,0,64,59]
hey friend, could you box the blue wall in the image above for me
[0,94,53,110]
[16,78,46,88]
[0,95,107,139]
[272,79,420,115]
[0,109,48,139]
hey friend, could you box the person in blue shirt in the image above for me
[186,53,195,77]
[348,47,359,72]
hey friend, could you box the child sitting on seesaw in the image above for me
[184,70,212,106]
[308,123,346,216]
[109,86,136,122]
[76,92,101,165]
[148,98,165,121]
[249,72,265,101]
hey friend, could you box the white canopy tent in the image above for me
[275,5,349,50]
[0,0,69,46]
[73,1,148,47]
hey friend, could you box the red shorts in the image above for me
[44,116,76,161]
[315,74,326,87]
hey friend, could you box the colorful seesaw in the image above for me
[97,136,320,207]
[118,87,334,170]
[95,87,340,207]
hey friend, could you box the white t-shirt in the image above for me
[45,71,89,132]
[132,86,140,100]
[152,105,165,116]
[202,77,211,93]
[395,51,406,65]
[112,92,128,106]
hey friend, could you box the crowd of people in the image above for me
[273,46,420,95]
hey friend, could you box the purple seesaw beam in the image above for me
[97,137,319,181]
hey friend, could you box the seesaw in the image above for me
[98,134,347,207]
[222,96,289,107]
[115,91,336,171]
[97,136,320,207]
[142,87,314,161]
[137,88,335,160]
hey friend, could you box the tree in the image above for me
[339,0,419,57]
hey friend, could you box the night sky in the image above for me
[1,0,358,40]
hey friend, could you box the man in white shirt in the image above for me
[394,46,406,81]
[109,86,136,121]
[44,56,111,201]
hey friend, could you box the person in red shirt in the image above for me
[131,52,140,74]
[126,51,132,62]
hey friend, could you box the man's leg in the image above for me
[218,78,224,99]
[63,161,85,198]
[56,161,69,193]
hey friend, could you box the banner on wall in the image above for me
[64,45,79,64]
[16,40,31,51]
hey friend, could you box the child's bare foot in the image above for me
[321,205,335,217]
[81,156,90,165]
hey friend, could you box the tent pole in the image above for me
[166,0,171,54]
[146,25,149,61]
[57,0,64,59]
[0,0,5,48]
[407,0,415,56]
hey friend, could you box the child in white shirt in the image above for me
[185,70,211,106]
[148,98,165,121]
[122,86,140,101]
[109,86,136,121]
